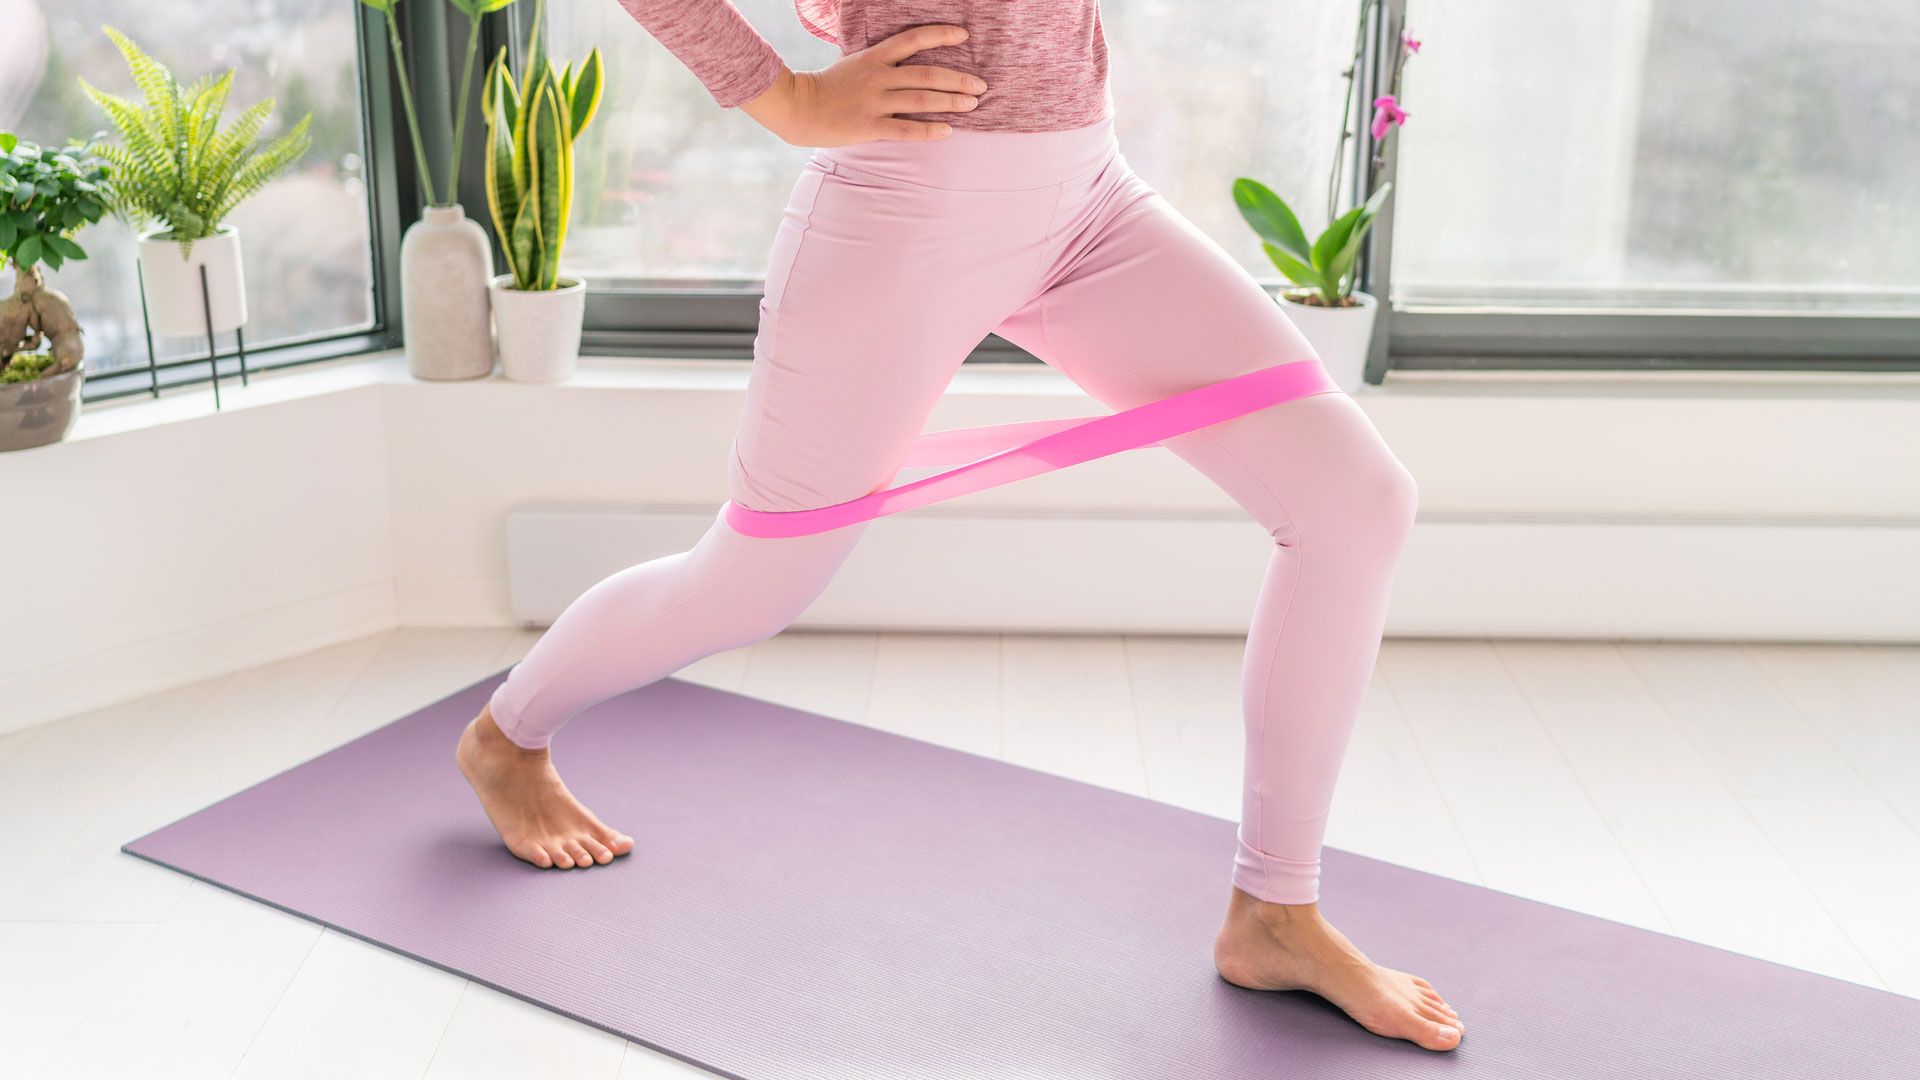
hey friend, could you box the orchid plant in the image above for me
[1232,5,1420,307]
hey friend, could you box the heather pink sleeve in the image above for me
[614,0,789,109]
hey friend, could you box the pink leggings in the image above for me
[486,114,1419,905]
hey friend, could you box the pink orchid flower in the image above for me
[1402,30,1422,54]
[1371,94,1409,139]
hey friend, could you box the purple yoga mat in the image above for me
[125,671,1920,1078]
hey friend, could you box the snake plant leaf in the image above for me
[530,73,566,290]
[1231,178,1313,266]
[483,76,522,265]
[508,167,538,289]
[569,49,603,139]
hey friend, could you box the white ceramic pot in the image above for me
[136,226,246,337]
[490,274,586,383]
[1276,289,1379,394]
[401,204,495,380]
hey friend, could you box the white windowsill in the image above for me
[66,346,1920,446]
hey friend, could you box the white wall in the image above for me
[2,350,1915,734]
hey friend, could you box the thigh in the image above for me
[990,167,1401,533]
[730,160,1056,514]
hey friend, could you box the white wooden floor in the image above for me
[3,628,1917,1078]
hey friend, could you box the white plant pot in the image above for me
[1275,289,1379,394]
[490,274,586,383]
[400,205,495,380]
[136,226,246,337]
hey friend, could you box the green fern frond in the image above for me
[84,26,310,242]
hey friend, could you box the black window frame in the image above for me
[80,0,1920,402]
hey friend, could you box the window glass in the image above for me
[1,0,376,371]
[1391,0,1920,315]
[544,0,1363,294]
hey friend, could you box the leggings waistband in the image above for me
[813,114,1119,192]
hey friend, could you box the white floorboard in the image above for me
[6,627,1914,1078]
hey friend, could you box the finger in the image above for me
[867,24,969,65]
[872,118,953,141]
[887,64,988,95]
[883,89,979,116]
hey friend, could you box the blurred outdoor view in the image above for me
[542,0,1360,293]
[1393,0,1920,314]
[0,0,373,375]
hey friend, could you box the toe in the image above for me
[1423,1020,1461,1051]
[564,839,594,868]
[549,843,575,869]
[522,843,554,869]
[582,836,614,865]
[595,824,635,855]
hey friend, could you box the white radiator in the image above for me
[504,504,1920,641]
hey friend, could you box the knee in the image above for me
[1319,450,1419,552]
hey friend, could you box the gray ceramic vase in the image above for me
[0,365,83,452]
[400,204,495,380]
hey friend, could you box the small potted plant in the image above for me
[1232,9,1419,392]
[0,131,113,452]
[481,0,602,382]
[359,0,524,382]
[80,26,310,339]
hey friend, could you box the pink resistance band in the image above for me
[723,357,1344,539]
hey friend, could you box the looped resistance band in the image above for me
[723,357,1343,539]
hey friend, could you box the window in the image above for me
[1389,1,1920,320]
[540,0,1369,354]
[2,0,379,385]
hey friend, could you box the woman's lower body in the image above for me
[483,112,1419,908]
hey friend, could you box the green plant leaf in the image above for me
[0,133,15,154]
[1231,178,1312,265]
[1260,240,1325,292]
[0,215,15,250]
[1319,182,1395,296]
[47,235,87,260]
[14,232,41,267]
[569,49,603,139]
[355,0,397,12]
[1309,204,1363,278]
[11,180,33,206]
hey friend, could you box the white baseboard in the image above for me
[503,504,1920,642]
[0,579,397,737]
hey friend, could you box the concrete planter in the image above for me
[0,364,84,452]
[490,274,585,383]
[400,205,495,380]
[1276,289,1379,393]
[136,225,246,337]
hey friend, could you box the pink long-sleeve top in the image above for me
[614,0,1111,132]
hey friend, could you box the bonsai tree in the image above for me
[0,132,114,381]
[79,26,312,258]
[481,0,603,290]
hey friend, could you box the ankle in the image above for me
[471,705,546,760]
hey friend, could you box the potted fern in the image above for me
[81,27,310,340]
[1,132,113,452]
[481,0,602,382]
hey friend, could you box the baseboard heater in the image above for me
[505,503,1920,641]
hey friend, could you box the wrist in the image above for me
[739,65,799,138]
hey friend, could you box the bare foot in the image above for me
[455,704,636,869]
[1214,887,1464,1051]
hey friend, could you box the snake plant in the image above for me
[481,0,602,291]
[80,26,310,258]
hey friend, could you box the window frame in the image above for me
[1359,0,1920,382]
[78,0,1911,400]
[77,0,422,405]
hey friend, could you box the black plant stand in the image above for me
[135,260,248,409]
